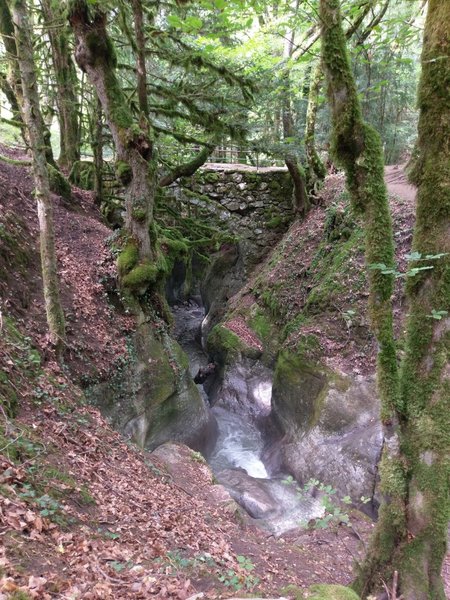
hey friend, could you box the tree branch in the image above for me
[159,145,213,187]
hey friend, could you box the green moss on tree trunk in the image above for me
[320,0,449,597]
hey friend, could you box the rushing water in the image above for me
[172,300,324,536]
[209,406,269,479]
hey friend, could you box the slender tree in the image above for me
[0,0,25,136]
[320,0,449,597]
[41,0,80,170]
[304,60,326,189]
[10,0,65,357]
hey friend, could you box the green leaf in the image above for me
[167,14,182,28]
[405,251,422,261]
[185,16,203,30]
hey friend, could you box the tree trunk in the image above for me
[91,98,103,206]
[281,17,309,216]
[10,0,65,358]
[304,61,326,188]
[0,0,25,138]
[319,0,406,589]
[41,0,80,170]
[396,3,450,595]
[0,71,23,129]
[320,0,449,598]
[131,0,149,118]
[70,3,157,267]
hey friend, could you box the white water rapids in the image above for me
[172,300,324,535]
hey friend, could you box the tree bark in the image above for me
[90,97,103,206]
[41,0,80,170]
[10,0,65,357]
[281,13,309,216]
[0,0,25,137]
[320,0,449,597]
[304,61,326,188]
[319,0,405,589]
[365,1,449,596]
[131,0,149,118]
[70,3,157,266]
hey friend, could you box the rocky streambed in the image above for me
[172,301,325,536]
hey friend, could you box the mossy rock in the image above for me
[202,172,221,184]
[272,350,328,430]
[48,164,71,200]
[308,584,359,600]
[117,243,139,275]
[206,324,261,365]
[280,584,305,600]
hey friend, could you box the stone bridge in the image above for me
[172,163,294,269]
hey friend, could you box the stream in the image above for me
[172,300,324,536]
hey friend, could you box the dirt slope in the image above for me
[1,149,448,599]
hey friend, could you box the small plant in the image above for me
[369,251,448,279]
[342,309,356,328]
[218,555,259,591]
[282,476,371,530]
[428,309,448,320]
[190,450,206,464]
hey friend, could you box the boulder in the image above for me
[267,351,382,509]
[85,321,217,455]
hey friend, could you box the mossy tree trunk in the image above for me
[319,0,404,589]
[90,97,103,206]
[3,0,58,166]
[0,0,25,138]
[304,61,326,190]
[10,0,65,358]
[358,1,449,596]
[281,15,309,217]
[70,2,157,267]
[131,0,149,118]
[41,0,80,170]
[69,0,213,300]
[320,0,449,597]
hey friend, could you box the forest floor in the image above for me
[0,144,448,599]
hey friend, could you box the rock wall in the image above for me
[168,165,294,334]
[175,165,294,270]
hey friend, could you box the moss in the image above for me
[265,216,283,229]
[280,584,305,600]
[122,261,159,291]
[85,30,117,67]
[68,160,95,190]
[305,229,364,313]
[249,311,272,341]
[206,324,244,364]
[260,288,283,319]
[117,243,138,275]
[202,172,221,184]
[308,585,359,600]
[47,164,71,200]
[79,485,96,505]
[206,323,262,365]
[115,160,132,185]
[132,207,146,222]
[9,592,34,600]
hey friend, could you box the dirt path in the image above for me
[384,164,417,203]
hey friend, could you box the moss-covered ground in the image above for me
[222,169,416,377]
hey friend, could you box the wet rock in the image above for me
[208,357,272,419]
[268,352,382,509]
[217,468,277,518]
[85,320,216,455]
